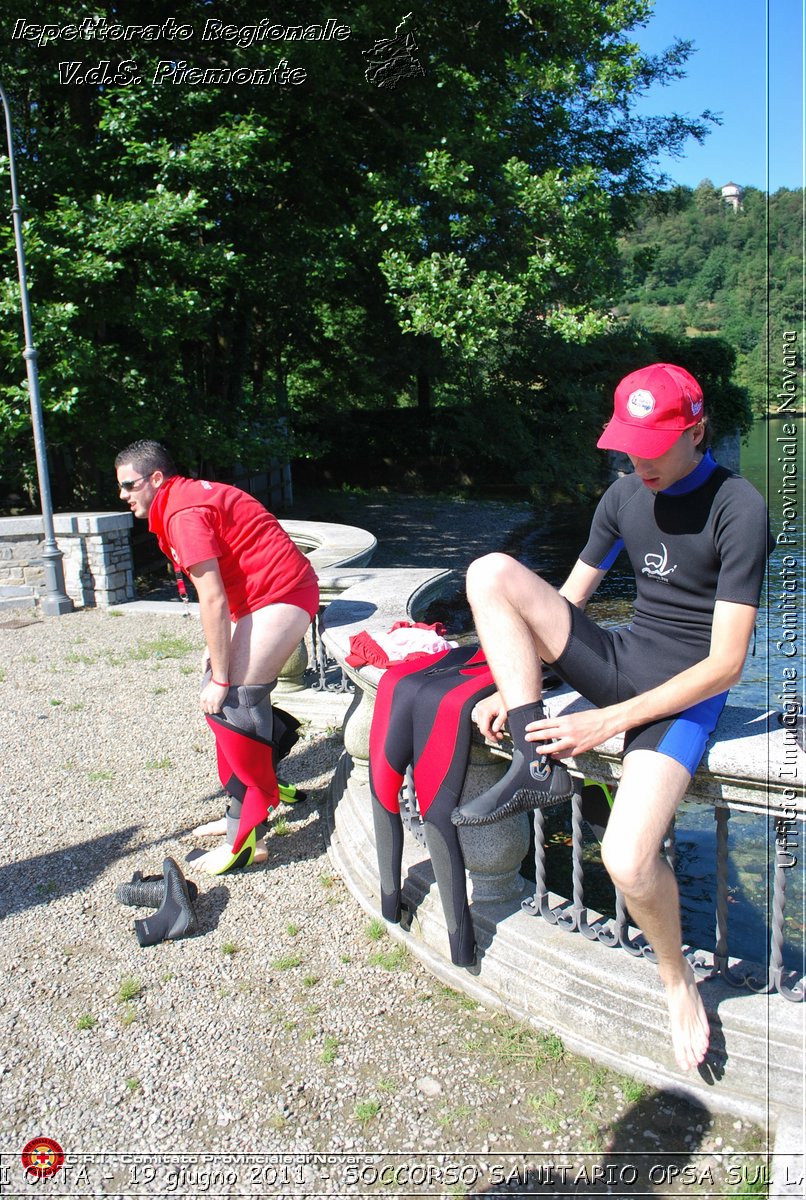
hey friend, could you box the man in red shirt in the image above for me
[115,440,319,874]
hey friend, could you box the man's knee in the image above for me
[601,832,663,897]
[466,553,520,604]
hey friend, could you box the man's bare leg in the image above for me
[192,602,312,873]
[452,555,576,825]
[601,750,710,1071]
[466,554,573,707]
[229,602,313,685]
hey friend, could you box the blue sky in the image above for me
[631,0,804,192]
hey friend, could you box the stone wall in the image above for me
[0,512,135,610]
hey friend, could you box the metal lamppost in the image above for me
[0,83,72,615]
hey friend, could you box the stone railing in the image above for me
[0,511,377,619]
[0,512,135,611]
[320,565,805,1158]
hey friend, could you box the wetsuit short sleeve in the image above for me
[712,478,771,608]
[166,506,224,571]
[578,483,626,573]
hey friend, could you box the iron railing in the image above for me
[400,775,803,1002]
[522,792,804,1003]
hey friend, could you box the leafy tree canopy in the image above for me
[0,1,718,506]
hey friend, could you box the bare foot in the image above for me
[661,958,710,1071]
[192,816,227,837]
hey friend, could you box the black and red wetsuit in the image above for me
[368,644,496,967]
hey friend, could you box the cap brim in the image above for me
[597,417,685,458]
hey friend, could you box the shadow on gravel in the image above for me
[478,1091,713,1195]
[0,826,141,918]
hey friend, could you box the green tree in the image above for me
[0,1,717,507]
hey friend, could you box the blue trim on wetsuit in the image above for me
[596,538,624,571]
[652,690,728,774]
[660,450,717,496]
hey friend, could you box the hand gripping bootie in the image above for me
[132,858,199,946]
[116,868,199,908]
[451,701,574,826]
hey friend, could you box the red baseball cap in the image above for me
[597,363,705,457]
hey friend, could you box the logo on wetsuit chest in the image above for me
[642,542,677,581]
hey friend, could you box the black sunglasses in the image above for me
[117,473,154,493]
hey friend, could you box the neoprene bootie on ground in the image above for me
[116,868,199,908]
[451,701,574,826]
[133,858,199,946]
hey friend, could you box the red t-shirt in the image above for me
[149,477,318,620]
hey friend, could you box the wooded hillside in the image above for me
[615,182,802,411]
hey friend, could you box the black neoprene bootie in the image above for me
[451,701,574,826]
[132,858,199,946]
[116,868,199,908]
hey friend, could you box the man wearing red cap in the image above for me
[452,363,770,1073]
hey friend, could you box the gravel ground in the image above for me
[0,492,770,1197]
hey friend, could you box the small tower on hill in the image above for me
[721,181,743,212]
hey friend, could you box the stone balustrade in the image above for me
[320,564,805,1176]
[0,512,378,615]
[0,512,135,611]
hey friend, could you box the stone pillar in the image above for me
[0,512,135,609]
[275,637,309,693]
[455,739,530,905]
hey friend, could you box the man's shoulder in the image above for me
[710,467,768,514]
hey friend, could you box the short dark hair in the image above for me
[114,440,177,477]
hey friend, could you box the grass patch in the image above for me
[321,1035,339,1064]
[88,769,114,782]
[438,1103,472,1128]
[272,816,290,837]
[303,973,319,988]
[620,1076,649,1104]
[492,1018,565,1070]
[438,984,478,1011]
[285,921,299,937]
[365,917,386,942]
[76,1013,97,1030]
[130,633,196,661]
[117,976,142,1003]
[368,943,409,972]
[119,1005,137,1028]
[125,1077,140,1093]
[273,952,302,971]
[354,1099,381,1124]
[221,941,238,956]
[144,757,173,771]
